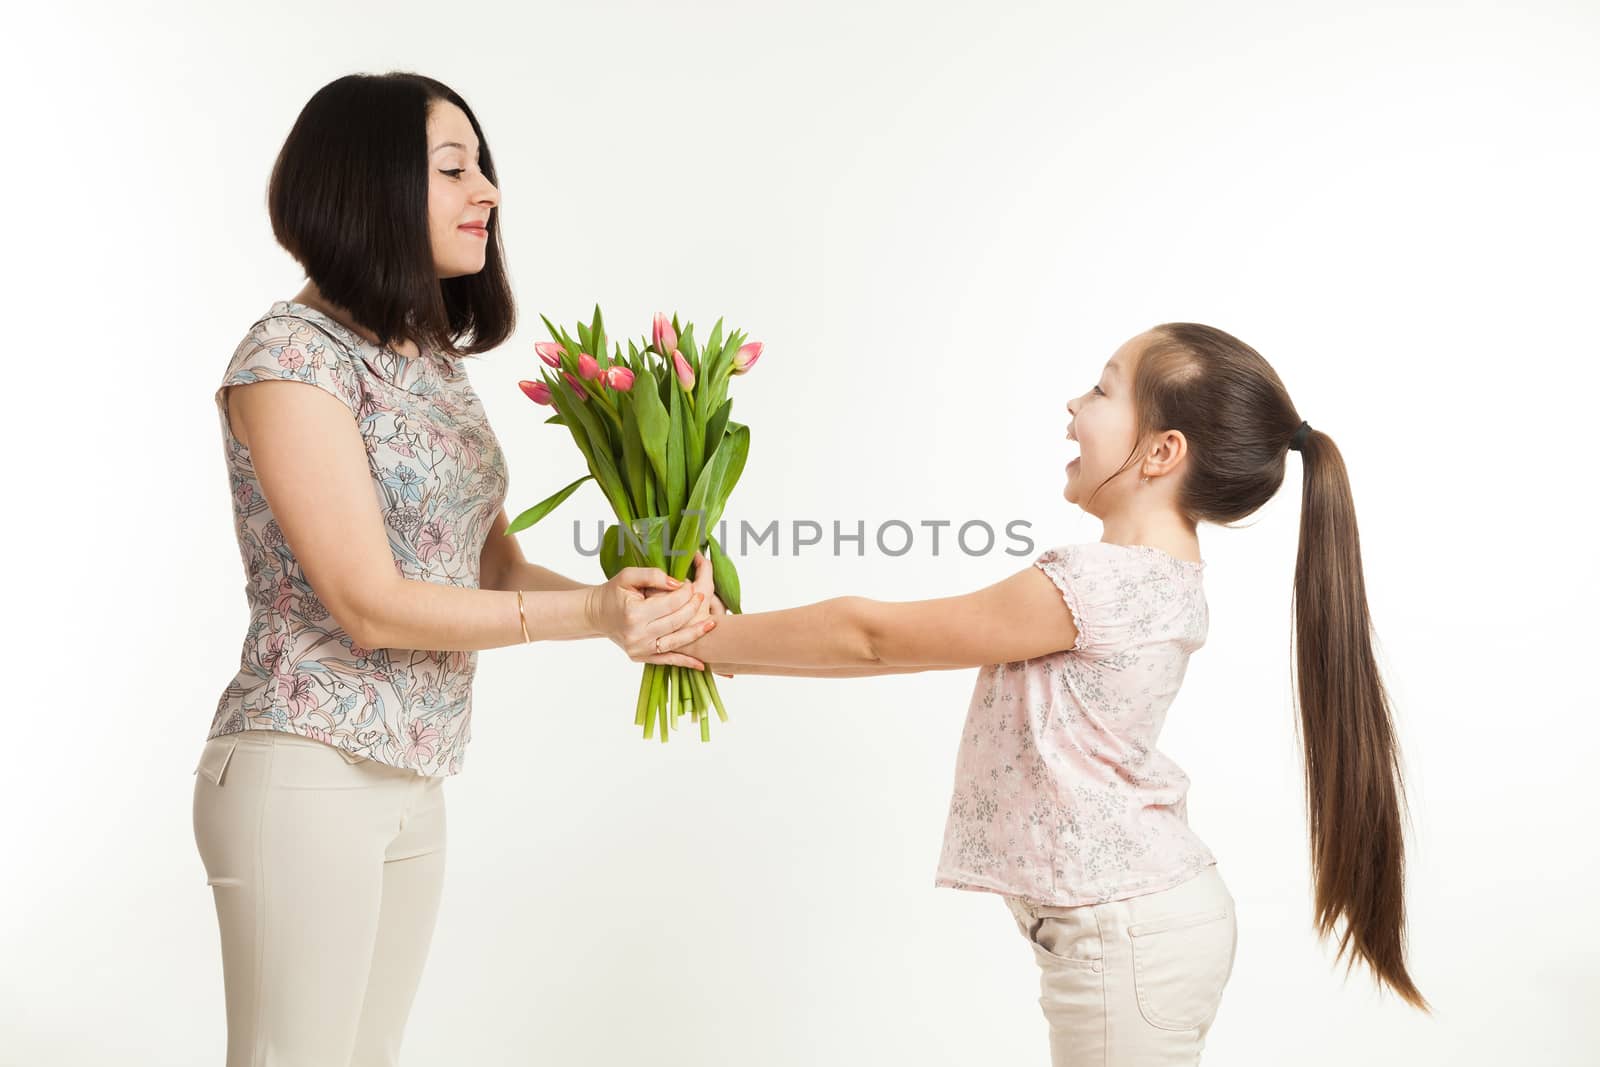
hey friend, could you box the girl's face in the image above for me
[426,101,500,279]
[1063,332,1150,514]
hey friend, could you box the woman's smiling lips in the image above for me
[458,223,487,238]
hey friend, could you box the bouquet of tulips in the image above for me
[510,306,763,742]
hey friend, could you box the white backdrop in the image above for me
[6,1,1597,1064]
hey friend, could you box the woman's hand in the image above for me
[584,567,718,669]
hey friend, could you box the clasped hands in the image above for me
[584,552,727,671]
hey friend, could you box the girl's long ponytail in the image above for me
[1289,426,1429,1011]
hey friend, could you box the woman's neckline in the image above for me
[276,299,434,364]
[1101,541,1206,569]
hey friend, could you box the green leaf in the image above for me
[576,321,592,353]
[709,533,742,613]
[624,515,671,570]
[621,401,647,519]
[666,383,686,520]
[590,304,605,364]
[720,423,751,491]
[704,398,732,459]
[506,474,592,535]
[669,434,734,579]
[718,329,742,380]
[601,517,663,578]
[706,318,724,365]
[685,403,705,491]
[599,524,626,579]
[544,413,565,426]
[630,365,671,489]
[701,425,750,541]
[553,384,598,469]
[557,376,632,523]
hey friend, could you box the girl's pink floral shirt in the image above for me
[935,541,1217,906]
[207,301,509,777]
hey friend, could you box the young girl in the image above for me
[678,322,1429,1064]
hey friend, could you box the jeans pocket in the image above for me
[193,736,239,787]
[1006,898,1104,971]
[1128,907,1234,1030]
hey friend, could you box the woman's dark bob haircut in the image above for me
[267,72,514,361]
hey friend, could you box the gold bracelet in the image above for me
[515,589,532,643]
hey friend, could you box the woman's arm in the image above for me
[500,561,591,593]
[677,561,1081,675]
[478,508,590,592]
[233,384,712,666]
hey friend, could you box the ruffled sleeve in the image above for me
[1032,543,1123,657]
[215,314,363,422]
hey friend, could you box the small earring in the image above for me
[1141,476,1150,485]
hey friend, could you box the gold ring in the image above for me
[653,636,662,655]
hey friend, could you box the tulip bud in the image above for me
[518,379,553,405]
[733,341,763,374]
[652,312,677,355]
[673,351,696,390]
[563,371,589,401]
[578,353,601,380]
[535,341,564,368]
[603,366,636,391]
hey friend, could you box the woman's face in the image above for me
[426,101,500,279]
[1062,332,1149,513]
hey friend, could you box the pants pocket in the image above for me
[1006,897,1104,971]
[193,736,239,786]
[1128,907,1234,1030]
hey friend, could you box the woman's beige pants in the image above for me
[192,729,447,1066]
[1004,865,1238,1066]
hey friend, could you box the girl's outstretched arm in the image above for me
[679,556,1081,677]
[703,662,964,678]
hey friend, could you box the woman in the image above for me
[193,72,717,1066]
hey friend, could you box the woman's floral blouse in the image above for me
[935,541,1217,906]
[207,301,509,777]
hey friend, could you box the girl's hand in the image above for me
[585,568,716,669]
[688,551,734,677]
[688,551,728,618]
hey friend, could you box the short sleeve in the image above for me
[216,314,363,422]
[1032,544,1120,657]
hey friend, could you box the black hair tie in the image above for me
[1288,419,1312,452]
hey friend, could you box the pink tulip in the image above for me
[563,371,589,401]
[673,351,696,390]
[518,379,553,405]
[603,366,636,391]
[653,312,677,355]
[535,341,564,368]
[733,341,763,374]
[578,352,601,380]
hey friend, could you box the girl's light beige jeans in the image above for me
[1004,865,1238,1066]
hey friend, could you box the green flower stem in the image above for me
[635,663,652,727]
[688,670,714,741]
[592,388,622,425]
[705,671,728,724]
[662,669,676,744]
